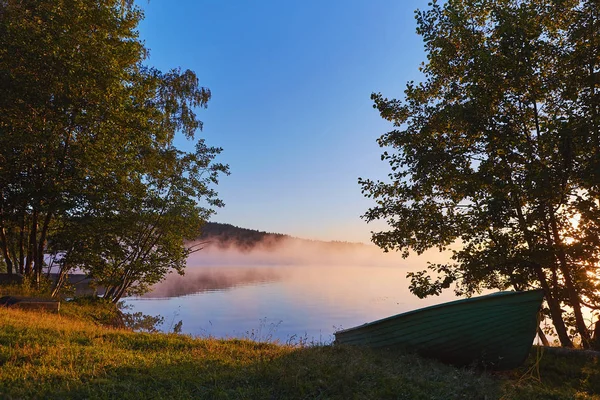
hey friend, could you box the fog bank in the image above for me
[187,236,452,268]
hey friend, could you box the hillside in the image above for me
[198,222,288,251]
[197,222,366,252]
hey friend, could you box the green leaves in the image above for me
[362,0,600,347]
[0,0,228,301]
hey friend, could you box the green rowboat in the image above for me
[334,290,544,370]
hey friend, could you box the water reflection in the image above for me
[142,267,283,298]
[126,263,462,343]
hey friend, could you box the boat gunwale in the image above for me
[334,289,544,336]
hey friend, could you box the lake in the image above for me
[124,245,463,344]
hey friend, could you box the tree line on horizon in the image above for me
[198,222,288,252]
[197,222,367,252]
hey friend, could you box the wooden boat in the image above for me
[334,290,544,370]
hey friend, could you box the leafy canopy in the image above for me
[360,0,600,347]
[0,0,228,301]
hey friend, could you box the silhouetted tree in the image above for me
[361,0,600,347]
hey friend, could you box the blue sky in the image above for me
[137,0,427,243]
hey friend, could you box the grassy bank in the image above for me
[0,306,598,399]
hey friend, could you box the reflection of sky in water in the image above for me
[140,266,283,298]
[125,264,463,344]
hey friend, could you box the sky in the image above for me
[136,0,428,243]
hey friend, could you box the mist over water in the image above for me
[126,238,460,343]
[187,236,425,267]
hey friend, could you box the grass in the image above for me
[0,280,55,299]
[0,306,599,399]
[501,347,600,399]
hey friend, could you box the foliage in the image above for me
[360,0,600,347]
[0,0,145,281]
[198,222,288,251]
[120,311,165,333]
[60,296,124,328]
[117,301,165,332]
[0,278,53,298]
[0,0,228,300]
[61,296,166,332]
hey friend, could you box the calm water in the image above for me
[124,256,462,344]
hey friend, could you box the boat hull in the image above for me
[334,290,544,370]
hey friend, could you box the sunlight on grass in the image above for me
[0,307,598,399]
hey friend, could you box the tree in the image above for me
[360,0,599,348]
[0,0,144,281]
[52,140,227,303]
[0,0,228,297]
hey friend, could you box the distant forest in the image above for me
[197,223,287,251]
[197,222,365,252]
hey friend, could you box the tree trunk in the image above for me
[512,196,573,347]
[51,264,68,298]
[18,209,25,275]
[0,218,13,275]
[25,209,38,277]
[537,326,550,347]
[111,272,133,304]
[35,211,53,284]
[591,320,600,350]
[104,286,116,301]
[113,283,129,303]
[533,264,573,347]
[112,288,124,303]
[549,213,592,346]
